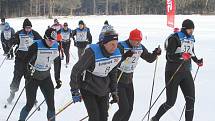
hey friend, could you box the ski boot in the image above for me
[151,116,159,121]
[7,91,15,104]
[65,63,69,68]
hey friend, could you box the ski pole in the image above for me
[0,45,14,69]
[6,85,25,121]
[147,56,159,121]
[26,99,46,121]
[0,56,7,69]
[178,66,200,121]
[116,57,130,83]
[80,115,88,121]
[141,61,185,121]
[6,78,33,121]
[26,87,58,121]
[48,100,74,121]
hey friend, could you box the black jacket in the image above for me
[24,39,61,81]
[117,40,157,84]
[10,29,42,60]
[70,44,118,96]
[72,27,92,48]
[1,27,15,41]
[165,30,199,72]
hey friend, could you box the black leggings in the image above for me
[154,71,195,121]
[112,83,134,121]
[5,41,13,58]
[19,76,55,121]
[78,47,85,59]
[62,42,70,64]
[80,89,109,121]
[10,58,25,92]
[54,56,61,80]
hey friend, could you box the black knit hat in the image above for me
[1,18,5,22]
[64,22,68,26]
[182,19,194,29]
[79,20,84,25]
[23,18,32,28]
[54,18,58,22]
[104,20,109,25]
[44,28,56,40]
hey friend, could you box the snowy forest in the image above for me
[0,0,215,18]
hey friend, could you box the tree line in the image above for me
[0,0,215,18]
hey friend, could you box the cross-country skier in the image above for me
[151,19,203,121]
[72,20,92,59]
[51,18,63,32]
[1,22,15,59]
[112,29,161,121]
[6,18,42,103]
[70,29,121,121]
[0,17,8,55]
[18,28,62,121]
[59,22,72,67]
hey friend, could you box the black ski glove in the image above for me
[55,80,62,89]
[24,64,34,79]
[74,41,77,47]
[196,58,203,67]
[122,50,134,61]
[110,92,119,104]
[153,47,161,56]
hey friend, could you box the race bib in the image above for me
[19,34,34,51]
[4,30,11,40]
[76,31,87,42]
[181,40,194,55]
[62,32,70,41]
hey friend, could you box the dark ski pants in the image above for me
[62,41,70,64]
[10,57,25,92]
[54,56,61,81]
[78,47,85,59]
[5,41,13,58]
[1,39,7,54]
[112,83,134,121]
[154,71,195,121]
[19,76,55,121]
[80,89,109,121]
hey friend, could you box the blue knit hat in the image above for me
[101,30,118,44]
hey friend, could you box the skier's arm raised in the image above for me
[140,45,159,63]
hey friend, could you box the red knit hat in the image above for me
[129,29,142,41]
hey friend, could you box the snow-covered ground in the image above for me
[0,15,214,121]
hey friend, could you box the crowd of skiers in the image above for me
[0,17,203,121]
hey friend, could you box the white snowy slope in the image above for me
[0,15,214,121]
